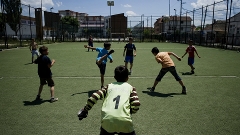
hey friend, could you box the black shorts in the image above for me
[156,66,181,82]
[96,62,106,75]
[100,127,136,135]
[40,77,55,87]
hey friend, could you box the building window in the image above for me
[180,21,183,24]
[21,20,27,24]
[237,28,240,34]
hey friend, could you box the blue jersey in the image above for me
[96,48,113,64]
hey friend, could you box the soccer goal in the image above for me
[111,33,125,41]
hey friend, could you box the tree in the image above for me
[60,16,79,41]
[3,0,22,36]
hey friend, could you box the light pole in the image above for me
[107,1,114,42]
[50,7,54,42]
[174,9,177,42]
[41,0,43,44]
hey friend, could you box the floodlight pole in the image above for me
[107,1,114,42]
[50,7,54,42]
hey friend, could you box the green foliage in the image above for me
[3,0,22,35]
[60,16,79,33]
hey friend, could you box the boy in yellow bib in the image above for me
[78,65,140,135]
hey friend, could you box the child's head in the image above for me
[114,65,129,82]
[188,40,193,46]
[151,47,159,56]
[39,46,49,55]
[104,42,111,50]
[129,37,133,43]
[31,38,35,42]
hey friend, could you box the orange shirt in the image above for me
[155,52,175,68]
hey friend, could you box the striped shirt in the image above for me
[84,82,140,133]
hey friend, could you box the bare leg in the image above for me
[178,80,184,87]
[130,63,133,72]
[125,62,128,69]
[189,64,195,70]
[152,80,159,88]
[50,86,55,98]
[38,85,44,96]
[32,56,34,63]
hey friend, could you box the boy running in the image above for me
[182,40,201,74]
[123,37,136,75]
[34,46,58,102]
[29,38,39,63]
[77,65,140,135]
[84,42,114,88]
[148,47,186,94]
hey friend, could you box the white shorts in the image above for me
[32,50,39,57]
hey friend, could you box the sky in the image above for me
[19,0,240,26]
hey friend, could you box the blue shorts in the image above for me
[124,56,134,63]
[188,57,194,65]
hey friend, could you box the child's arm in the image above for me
[133,47,137,56]
[78,86,108,120]
[182,52,187,58]
[84,45,96,50]
[168,52,181,61]
[48,59,55,68]
[195,49,201,58]
[155,57,163,64]
[130,87,140,114]
[96,50,114,64]
[123,48,126,56]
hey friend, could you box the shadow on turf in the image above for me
[142,90,182,97]
[23,99,49,106]
[24,62,33,65]
[180,71,193,75]
[71,90,98,97]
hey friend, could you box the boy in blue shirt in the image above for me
[84,42,114,88]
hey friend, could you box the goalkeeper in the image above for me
[78,65,140,135]
[84,42,114,89]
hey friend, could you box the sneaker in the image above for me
[182,86,187,94]
[147,87,155,92]
[35,95,42,100]
[191,70,195,74]
[50,98,58,103]
[128,71,131,75]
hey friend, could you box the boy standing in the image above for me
[34,46,58,102]
[29,38,39,63]
[87,35,94,52]
[182,40,201,74]
[84,42,114,88]
[123,37,136,75]
[78,65,140,135]
[148,47,186,94]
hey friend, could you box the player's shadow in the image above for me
[180,71,193,75]
[24,62,33,65]
[71,90,98,97]
[23,99,49,106]
[142,90,182,98]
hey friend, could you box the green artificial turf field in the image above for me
[0,42,240,135]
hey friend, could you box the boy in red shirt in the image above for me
[182,40,200,74]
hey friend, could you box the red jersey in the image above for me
[186,46,196,58]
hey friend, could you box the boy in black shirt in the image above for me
[34,46,58,103]
[123,37,136,75]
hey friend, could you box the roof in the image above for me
[204,20,226,31]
